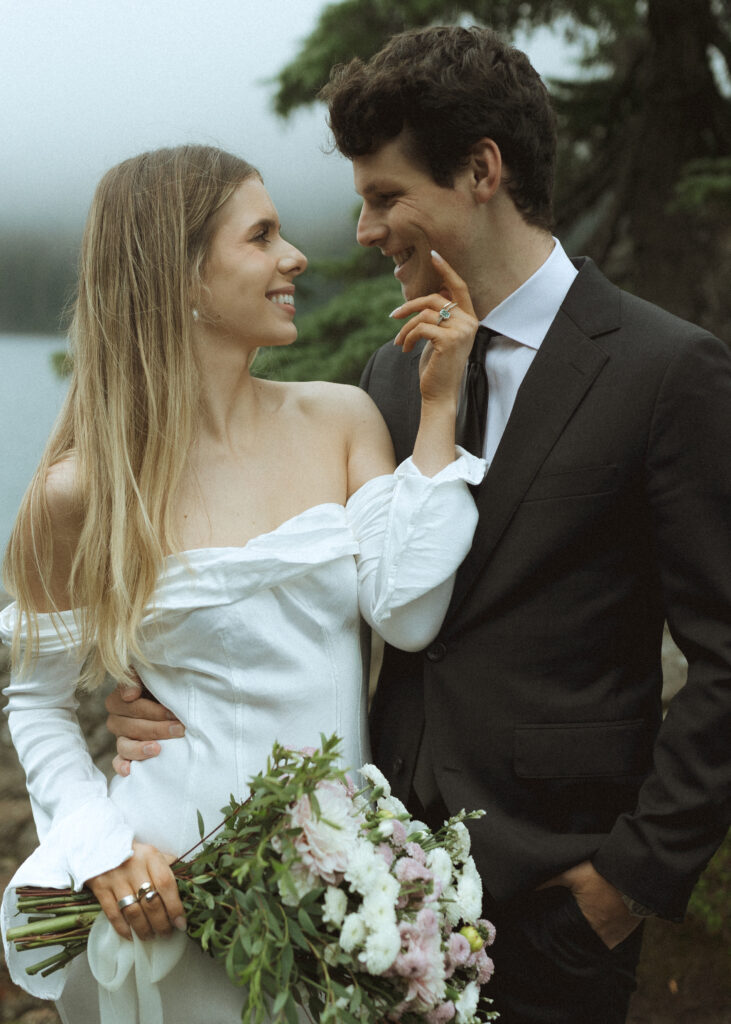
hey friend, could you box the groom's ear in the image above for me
[468,138,502,204]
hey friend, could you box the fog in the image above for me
[2,0,577,252]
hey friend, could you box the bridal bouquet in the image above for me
[8,735,497,1023]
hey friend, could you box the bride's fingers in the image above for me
[86,843,186,941]
[399,307,477,355]
[429,250,475,311]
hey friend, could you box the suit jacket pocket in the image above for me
[514,719,652,779]
[522,464,618,502]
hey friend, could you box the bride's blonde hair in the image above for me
[3,145,259,687]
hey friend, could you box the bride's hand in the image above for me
[391,251,478,407]
[86,840,186,940]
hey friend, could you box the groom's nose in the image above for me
[356,203,386,248]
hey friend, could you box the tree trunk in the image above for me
[624,0,731,338]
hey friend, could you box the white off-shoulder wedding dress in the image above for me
[0,453,484,1024]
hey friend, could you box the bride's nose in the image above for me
[279,244,307,277]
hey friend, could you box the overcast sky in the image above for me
[2,0,578,252]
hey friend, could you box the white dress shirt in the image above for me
[476,239,578,464]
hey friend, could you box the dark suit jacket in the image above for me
[362,258,731,921]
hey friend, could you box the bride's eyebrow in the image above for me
[249,217,280,233]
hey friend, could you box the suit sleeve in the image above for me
[593,332,731,919]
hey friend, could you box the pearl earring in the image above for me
[192,308,200,322]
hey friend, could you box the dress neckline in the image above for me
[164,500,346,561]
[164,471,395,561]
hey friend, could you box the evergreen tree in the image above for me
[260,0,730,385]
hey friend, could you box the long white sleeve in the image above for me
[346,449,485,651]
[0,608,134,998]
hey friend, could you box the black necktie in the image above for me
[455,326,492,457]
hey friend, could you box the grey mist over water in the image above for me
[0,337,69,560]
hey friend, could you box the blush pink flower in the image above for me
[376,842,395,868]
[445,932,471,977]
[476,918,496,946]
[394,907,446,1010]
[404,842,427,865]
[472,947,495,984]
[425,1001,456,1023]
[390,820,408,847]
[395,857,434,885]
[288,780,360,884]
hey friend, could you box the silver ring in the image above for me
[143,888,159,903]
[137,882,153,901]
[117,893,138,911]
[438,301,458,322]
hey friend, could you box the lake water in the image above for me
[0,335,70,559]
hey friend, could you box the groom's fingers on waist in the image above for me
[107,711,184,742]
[112,754,132,777]
[105,686,179,721]
[114,735,162,762]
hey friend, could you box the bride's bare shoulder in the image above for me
[42,454,84,544]
[286,379,383,426]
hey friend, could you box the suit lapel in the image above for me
[446,260,618,620]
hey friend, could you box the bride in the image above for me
[0,144,484,1023]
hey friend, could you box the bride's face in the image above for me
[199,178,307,350]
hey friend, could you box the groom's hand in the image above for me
[105,671,185,777]
[539,860,641,949]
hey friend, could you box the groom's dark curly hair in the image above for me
[320,25,557,231]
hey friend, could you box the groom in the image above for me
[107,25,731,1024]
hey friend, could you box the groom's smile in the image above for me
[351,133,476,302]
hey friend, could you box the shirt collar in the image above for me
[481,238,578,350]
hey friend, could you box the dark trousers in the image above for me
[482,886,643,1024]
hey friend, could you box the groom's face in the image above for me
[352,134,475,302]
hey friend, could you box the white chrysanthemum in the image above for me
[455,981,480,1022]
[360,763,391,797]
[450,821,472,861]
[426,846,454,890]
[377,793,409,818]
[361,923,402,974]
[344,839,390,895]
[370,871,400,904]
[456,857,483,922]
[442,884,461,927]
[340,912,367,953]
[378,818,395,838]
[322,885,348,928]
[360,888,398,931]
[406,820,429,839]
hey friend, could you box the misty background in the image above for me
[0,0,572,555]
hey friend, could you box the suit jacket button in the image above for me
[426,641,447,662]
[393,756,404,774]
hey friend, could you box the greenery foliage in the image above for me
[255,265,402,385]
